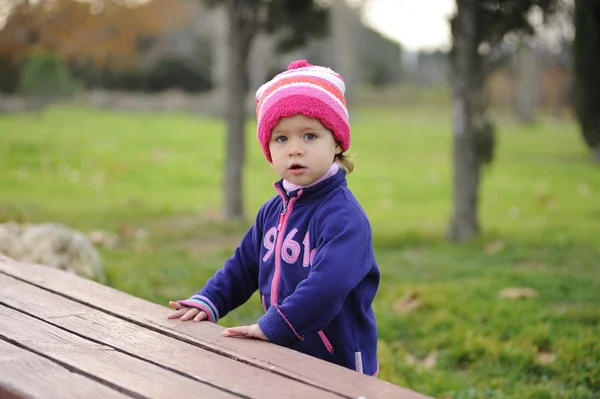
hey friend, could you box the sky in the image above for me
[0,0,456,52]
[363,0,456,52]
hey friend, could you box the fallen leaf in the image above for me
[87,229,120,249]
[534,192,554,207]
[499,287,539,299]
[89,172,106,189]
[391,340,404,349]
[405,353,418,365]
[134,228,149,240]
[406,351,437,370]
[133,241,153,253]
[508,206,520,219]
[485,240,505,254]
[537,353,556,364]
[117,224,135,238]
[17,167,28,180]
[378,197,392,210]
[68,170,81,183]
[427,171,440,183]
[150,147,168,164]
[577,183,591,197]
[422,351,437,369]
[403,250,423,261]
[514,260,545,270]
[394,291,422,314]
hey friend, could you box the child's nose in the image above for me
[287,139,304,156]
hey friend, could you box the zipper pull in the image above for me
[278,207,285,230]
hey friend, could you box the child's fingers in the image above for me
[223,325,269,341]
[166,302,205,322]
[222,326,249,337]
[249,324,269,341]
[193,311,207,322]
[180,308,200,321]
[167,307,189,319]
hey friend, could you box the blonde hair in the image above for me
[335,152,354,173]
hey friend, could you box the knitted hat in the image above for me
[255,59,350,162]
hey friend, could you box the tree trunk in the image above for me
[208,4,228,117]
[574,0,600,165]
[331,0,358,106]
[593,144,600,163]
[448,0,481,242]
[514,39,539,124]
[223,1,259,221]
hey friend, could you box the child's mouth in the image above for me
[288,164,306,174]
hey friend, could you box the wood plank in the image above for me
[0,255,431,399]
[0,340,131,399]
[0,305,237,399]
[0,273,345,399]
[0,387,26,399]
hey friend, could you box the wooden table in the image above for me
[0,254,430,399]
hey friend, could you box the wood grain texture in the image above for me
[0,273,344,399]
[0,340,131,399]
[0,255,431,399]
[0,305,237,399]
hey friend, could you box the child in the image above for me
[167,59,380,376]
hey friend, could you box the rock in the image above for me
[0,222,26,259]
[0,222,106,283]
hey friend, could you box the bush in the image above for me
[0,58,19,93]
[144,56,212,93]
[17,54,76,97]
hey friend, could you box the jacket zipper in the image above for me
[270,186,302,306]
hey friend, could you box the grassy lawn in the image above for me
[1,105,598,399]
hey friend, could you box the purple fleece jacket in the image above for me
[179,168,380,375]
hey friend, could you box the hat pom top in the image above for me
[287,59,311,70]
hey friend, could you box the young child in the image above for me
[167,59,380,376]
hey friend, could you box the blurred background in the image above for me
[0,1,598,398]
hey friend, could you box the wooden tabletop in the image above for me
[0,254,430,399]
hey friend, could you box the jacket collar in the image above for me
[274,168,347,206]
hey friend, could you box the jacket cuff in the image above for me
[258,305,303,347]
[178,295,219,323]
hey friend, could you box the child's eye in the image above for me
[274,136,287,143]
[304,133,316,140]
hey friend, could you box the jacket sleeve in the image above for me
[178,207,264,323]
[257,200,374,346]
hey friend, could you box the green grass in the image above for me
[1,105,598,399]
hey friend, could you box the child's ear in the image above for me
[335,143,342,155]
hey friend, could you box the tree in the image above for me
[18,53,74,97]
[573,0,600,163]
[514,38,540,124]
[0,0,190,68]
[211,0,328,221]
[331,0,359,105]
[448,0,558,241]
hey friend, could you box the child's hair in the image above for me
[254,59,352,165]
[335,151,354,173]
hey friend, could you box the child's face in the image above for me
[269,114,341,186]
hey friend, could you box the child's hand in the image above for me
[167,301,207,322]
[222,324,269,341]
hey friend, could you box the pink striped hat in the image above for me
[255,59,350,162]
